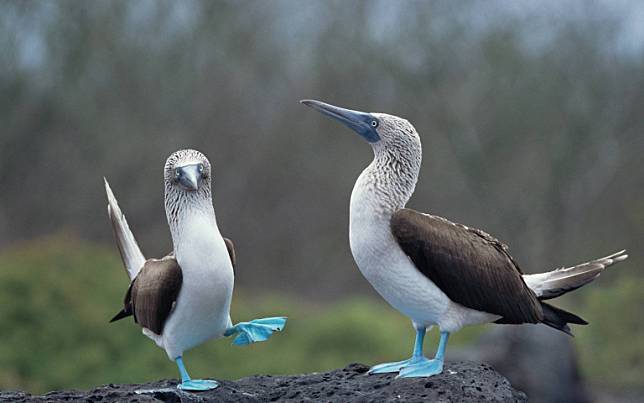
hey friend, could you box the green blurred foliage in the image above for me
[0,0,642,301]
[576,275,644,389]
[0,237,481,394]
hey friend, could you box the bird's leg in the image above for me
[369,325,431,374]
[398,331,450,378]
[224,316,287,345]
[411,325,426,359]
[175,356,219,391]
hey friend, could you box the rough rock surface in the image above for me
[2,362,527,402]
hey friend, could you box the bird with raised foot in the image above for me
[105,149,286,391]
[301,99,627,378]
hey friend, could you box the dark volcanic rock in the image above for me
[2,362,527,402]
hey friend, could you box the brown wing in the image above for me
[224,237,236,270]
[391,208,543,324]
[110,255,182,335]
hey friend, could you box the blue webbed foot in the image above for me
[174,356,218,391]
[224,316,287,345]
[178,379,219,391]
[397,358,444,378]
[369,356,430,374]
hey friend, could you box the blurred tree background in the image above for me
[0,0,642,401]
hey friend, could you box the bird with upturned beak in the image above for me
[302,99,627,378]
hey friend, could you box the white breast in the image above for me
[159,212,234,359]
[349,174,497,332]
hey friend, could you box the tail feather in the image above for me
[540,301,588,336]
[104,178,146,280]
[109,308,132,323]
[524,250,628,300]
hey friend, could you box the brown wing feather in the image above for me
[391,208,543,324]
[223,237,236,270]
[119,256,183,335]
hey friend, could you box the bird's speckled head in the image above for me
[368,112,422,159]
[164,149,215,230]
[300,99,421,160]
[164,149,212,193]
[301,100,422,211]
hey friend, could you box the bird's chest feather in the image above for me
[160,213,234,355]
[349,187,451,323]
[350,214,418,295]
[174,216,234,312]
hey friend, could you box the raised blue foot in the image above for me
[224,317,287,345]
[369,356,431,374]
[397,358,443,378]
[178,379,219,391]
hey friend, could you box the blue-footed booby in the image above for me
[105,149,286,391]
[301,99,627,378]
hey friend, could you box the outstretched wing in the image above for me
[110,255,182,335]
[104,178,146,280]
[390,208,543,324]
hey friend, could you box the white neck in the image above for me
[350,148,421,222]
[348,146,421,300]
[166,193,220,251]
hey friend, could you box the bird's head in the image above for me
[300,99,421,159]
[164,149,212,195]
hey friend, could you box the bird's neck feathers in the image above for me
[352,142,422,216]
[164,185,218,246]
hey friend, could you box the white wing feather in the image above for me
[104,178,146,280]
[524,250,628,299]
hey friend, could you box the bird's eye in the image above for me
[198,164,204,173]
[175,168,181,178]
[371,119,379,128]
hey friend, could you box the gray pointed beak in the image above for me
[176,164,202,191]
[300,99,381,143]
